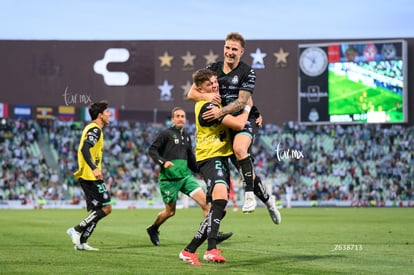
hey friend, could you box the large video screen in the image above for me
[298,40,407,124]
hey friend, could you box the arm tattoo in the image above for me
[222,91,250,115]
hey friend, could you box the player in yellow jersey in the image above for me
[146,107,233,246]
[179,69,251,265]
[67,100,112,251]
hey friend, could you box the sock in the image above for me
[80,221,97,244]
[149,223,160,231]
[75,208,106,232]
[207,199,227,251]
[185,216,209,253]
[253,176,270,204]
[238,157,254,192]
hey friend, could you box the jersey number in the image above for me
[97,182,108,194]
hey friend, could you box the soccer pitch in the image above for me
[0,208,413,274]
[328,71,403,121]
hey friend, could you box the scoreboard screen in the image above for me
[298,40,407,124]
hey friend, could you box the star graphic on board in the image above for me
[181,81,192,99]
[158,80,174,101]
[158,51,174,67]
[250,48,267,69]
[181,51,196,66]
[204,50,219,65]
[274,48,290,65]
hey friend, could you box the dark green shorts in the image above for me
[159,175,202,204]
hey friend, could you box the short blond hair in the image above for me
[226,32,245,48]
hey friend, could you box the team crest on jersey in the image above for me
[231,75,239,85]
[174,138,179,144]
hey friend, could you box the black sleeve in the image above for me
[81,142,97,170]
[148,131,167,166]
[80,126,101,170]
[198,102,220,127]
[186,136,199,173]
[249,105,261,120]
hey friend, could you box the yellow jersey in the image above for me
[73,122,104,180]
[194,101,233,162]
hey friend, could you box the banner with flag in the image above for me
[0,103,8,118]
[58,105,75,121]
[36,107,53,119]
[81,107,90,121]
[14,105,31,119]
[110,108,119,122]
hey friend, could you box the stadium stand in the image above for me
[1,118,413,207]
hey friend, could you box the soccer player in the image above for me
[188,33,281,224]
[67,100,112,251]
[180,69,252,265]
[146,107,232,246]
[187,32,258,213]
[234,104,281,224]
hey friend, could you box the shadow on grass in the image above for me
[231,253,346,268]
[282,254,346,261]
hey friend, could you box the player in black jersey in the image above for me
[188,32,274,217]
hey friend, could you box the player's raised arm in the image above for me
[221,97,252,130]
[221,89,251,115]
[202,89,251,122]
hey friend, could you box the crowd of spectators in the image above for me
[255,122,413,204]
[1,118,413,206]
[0,119,50,204]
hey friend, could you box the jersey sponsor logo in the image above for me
[87,131,99,144]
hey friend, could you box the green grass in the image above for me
[0,208,413,274]
[328,70,403,122]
